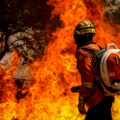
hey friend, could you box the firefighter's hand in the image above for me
[78,100,86,114]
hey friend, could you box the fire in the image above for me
[0,0,120,120]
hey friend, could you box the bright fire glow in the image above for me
[0,0,120,120]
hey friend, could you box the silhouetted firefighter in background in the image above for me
[72,20,115,120]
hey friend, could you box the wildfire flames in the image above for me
[0,0,120,120]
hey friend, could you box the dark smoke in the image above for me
[103,0,120,24]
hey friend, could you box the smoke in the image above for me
[104,0,120,24]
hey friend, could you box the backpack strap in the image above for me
[79,45,101,53]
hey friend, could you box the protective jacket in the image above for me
[76,41,104,108]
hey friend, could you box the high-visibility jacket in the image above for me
[76,43,104,108]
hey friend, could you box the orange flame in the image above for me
[1,0,120,120]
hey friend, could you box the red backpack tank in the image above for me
[97,43,120,96]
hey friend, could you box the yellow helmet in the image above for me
[74,20,95,35]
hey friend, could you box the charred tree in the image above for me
[0,0,54,61]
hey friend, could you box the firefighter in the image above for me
[74,20,114,120]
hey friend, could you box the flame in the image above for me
[1,0,120,120]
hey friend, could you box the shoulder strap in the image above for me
[99,46,104,50]
[79,46,101,56]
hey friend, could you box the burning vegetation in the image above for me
[0,0,120,120]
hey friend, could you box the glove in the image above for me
[78,96,86,114]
